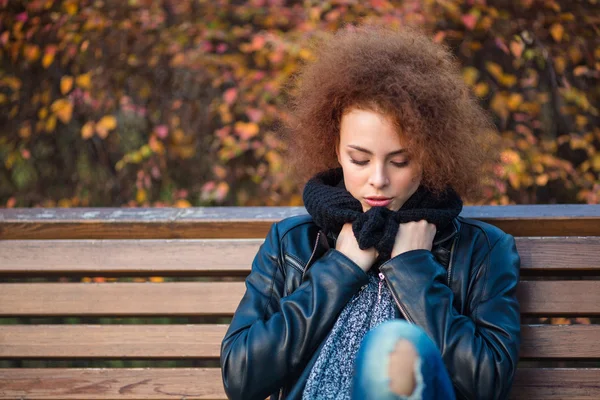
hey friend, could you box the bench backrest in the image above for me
[0,205,599,399]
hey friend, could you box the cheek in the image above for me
[393,170,420,192]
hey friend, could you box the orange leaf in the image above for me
[175,199,191,208]
[81,122,94,139]
[76,73,91,90]
[235,121,259,140]
[50,99,73,124]
[510,41,524,58]
[550,24,564,42]
[42,52,54,68]
[60,76,73,94]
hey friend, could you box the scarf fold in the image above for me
[302,167,463,262]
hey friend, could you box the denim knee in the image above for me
[353,320,432,400]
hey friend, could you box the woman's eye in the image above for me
[349,159,368,166]
[392,161,409,167]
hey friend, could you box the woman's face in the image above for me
[336,108,422,212]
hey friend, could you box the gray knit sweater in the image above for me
[302,268,397,399]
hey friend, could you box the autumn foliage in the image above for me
[1,0,598,207]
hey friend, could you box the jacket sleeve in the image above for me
[220,222,369,400]
[379,233,521,400]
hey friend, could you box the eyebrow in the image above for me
[347,145,407,157]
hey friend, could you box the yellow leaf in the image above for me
[507,93,523,111]
[19,124,31,139]
[550,23,564,42]
[50,99,73,124]
[485,62,503,80]
[81,122,95,139]
[462,67,479,87]
[60,76,73,94]
[508,172,520,189]
[592,154,600,171]
[490,93,509,120]
[554,56,566,74]
[575,115,588,129]
[499,74,517,88]
[535,174,549,186]
[136,189,147,203]
[474,82,489,97]
[45,115,57,132]
[42,52,54,68]
[76,73,92,89]
[97,115,117,131]
[38,107,48,119]
[299,48,314,61]
[64,0,78,15]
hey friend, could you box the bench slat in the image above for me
[511,368,600,400]
[0,324,598,359]
[0,281,598,316]
[1,205,599,239]
[0,368,599,399]
[0,368,225,399]
[517,281,600,316]
[0,239,262,275]
[0,325,228,358]
[0,282,242,316]
[0,237,598,275]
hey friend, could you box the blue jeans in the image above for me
[352,320,457,400]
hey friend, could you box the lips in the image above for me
[364,197,393,207]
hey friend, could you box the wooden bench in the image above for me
[0,205,599,399]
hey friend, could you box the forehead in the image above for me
[339,109,404,148]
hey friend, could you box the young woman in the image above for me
[220,25,521,400]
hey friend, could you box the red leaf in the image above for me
[461,14,477,31]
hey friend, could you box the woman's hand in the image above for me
[335,223,378,272]
[391,220,437,258]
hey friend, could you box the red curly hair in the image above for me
[281,25,499,201]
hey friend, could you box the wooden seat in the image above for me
[0,205,599,399]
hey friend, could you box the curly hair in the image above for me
[281,25,499,201]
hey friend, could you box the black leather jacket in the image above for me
[220,214,521,400]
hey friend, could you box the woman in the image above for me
[220,25,521,400]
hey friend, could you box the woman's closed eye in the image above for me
[349,158,409,167]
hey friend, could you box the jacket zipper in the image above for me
[284,253,304,274]
[302,231,322,280]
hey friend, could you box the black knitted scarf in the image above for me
[303,167,463,262]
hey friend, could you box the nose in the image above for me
[368,164,389,189]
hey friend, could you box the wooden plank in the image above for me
[0,281,599,317]
[0,368,599,400]
[0,324,598,359]
[1,205,599,239]
[0,325,228,358]
[0,237,599,275]
[0,368,226,399]
[517,281,600,316]
[511,368,600,400]
[520,325,600,359]
[0,282,245,317]
[0,239,262,275]
[515,237,600,271]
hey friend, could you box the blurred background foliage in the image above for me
[0,0,599,208]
